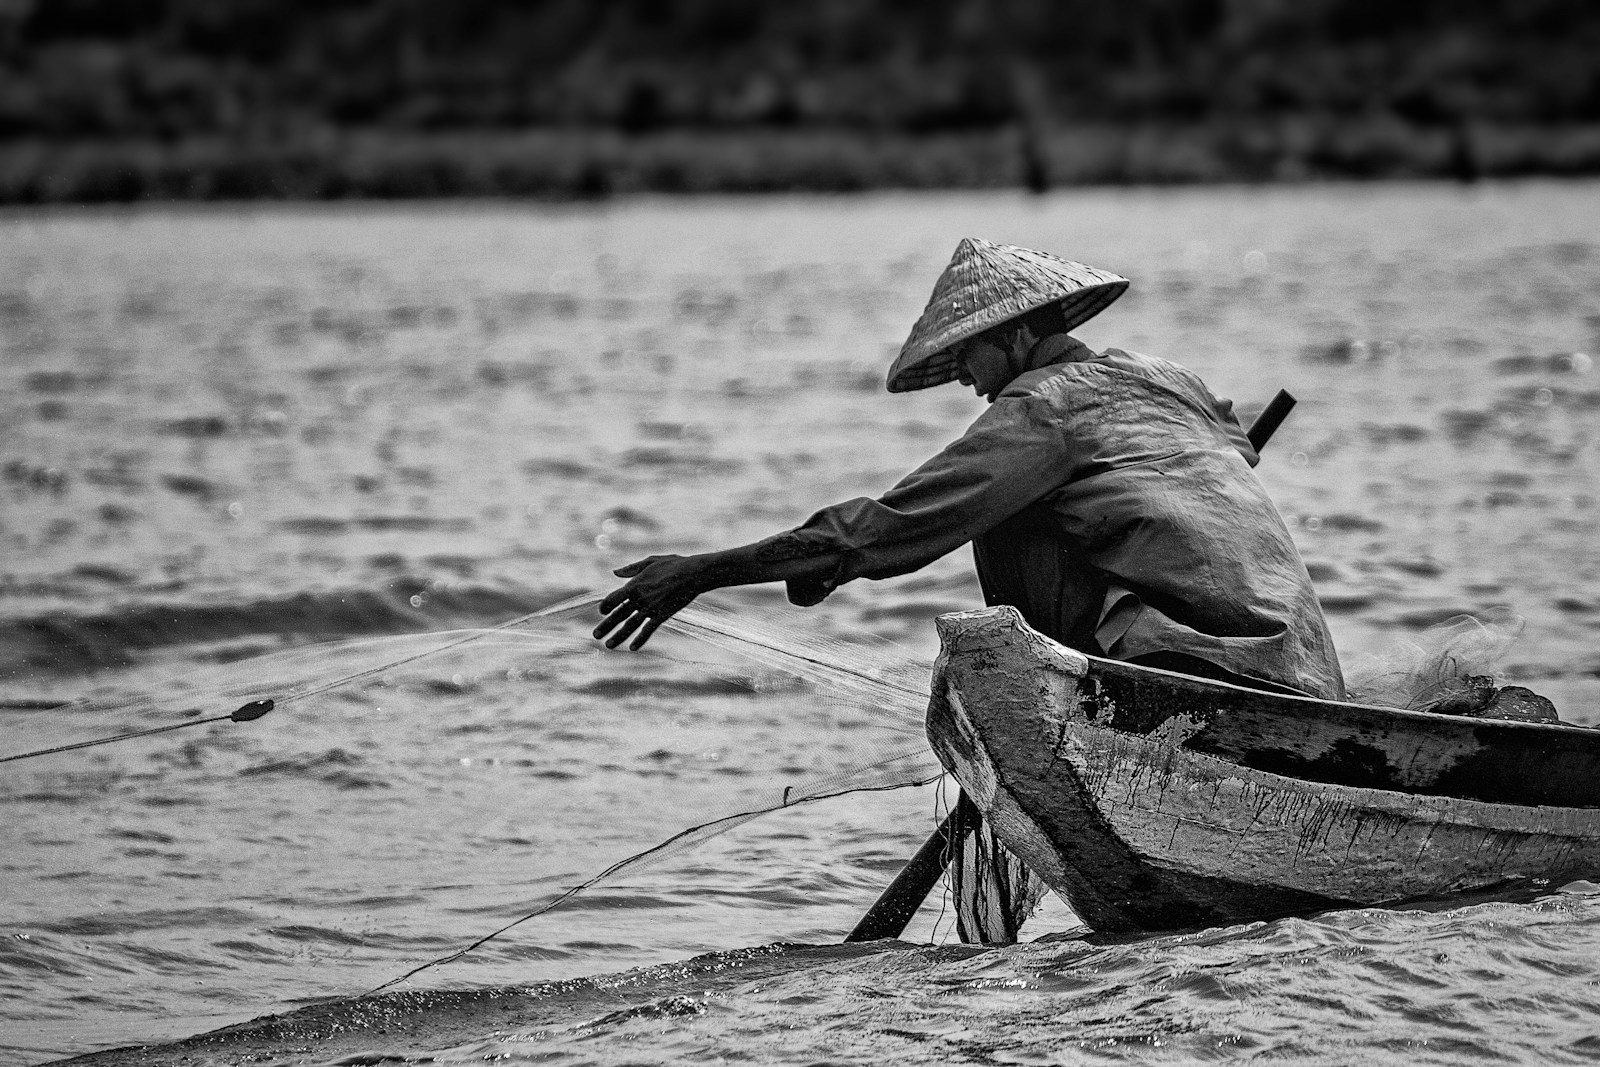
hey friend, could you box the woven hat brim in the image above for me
[886,278,1128,393]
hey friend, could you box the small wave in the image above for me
[265,925,379,948]
[138,793,203,808]
[334,894,431,911]
[236,750,392,790]
[520,458,594,480]
[4,789,91,804]
[574,676,766,698]
[211,939,288,961]
[108,828,178,844]
[1360,422,1430,446]
[1386,557,1446,578]
[72,564,140,586]
[160,473,217,500]
[276,517,473,536]
[1314,513,1385,533]
[859,599,973,624]
[619,447,743,475]
[1392,606,1485,629]
[265,925,423,952]
[279,517,351,535]
[24,369,84,393]
[160,416,231,438]
[44,944,900,1065]
[600,505,662,531]
[118,942,235,974]
[584,994,708,1028]
[1299,338,1395,364]
[120,846,187,860]
[35,906,258,937]
[323,770,391,790]
[0,582,579,674]
[241,748,360,776]
[1493,352,1594,376]
[357,517,473,533]
[1,459,69,493]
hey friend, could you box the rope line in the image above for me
[0,713,233,764]
[363,770,942,996]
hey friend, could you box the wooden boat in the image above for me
[925,605,1600,934]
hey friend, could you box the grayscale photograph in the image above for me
[3,2,1599,1064]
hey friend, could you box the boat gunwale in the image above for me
[937,604,1596,741]
[1080,649,1591,736]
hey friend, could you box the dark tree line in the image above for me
[2,0,1597,140]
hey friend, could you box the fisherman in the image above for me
[594,237,1344,701]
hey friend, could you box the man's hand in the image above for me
[593,554,709,650]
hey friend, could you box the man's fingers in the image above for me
[613,559,652,578]
[629,617,665,651]
[599,581,640,612]
[604,612,647,650]
[593,601,633,638]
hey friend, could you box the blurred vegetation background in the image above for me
[2,0,1598,201]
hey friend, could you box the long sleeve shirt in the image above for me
[764,341,1345,700]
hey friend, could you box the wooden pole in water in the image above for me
[843,390,1296,942]
[845,792,982,942]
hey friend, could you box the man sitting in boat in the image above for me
[594,237,1345,702]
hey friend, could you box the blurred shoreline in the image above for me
[6,120,1600,204]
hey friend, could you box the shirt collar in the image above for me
[1024,332,1095,372]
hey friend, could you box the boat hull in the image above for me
[926,606,1600,933]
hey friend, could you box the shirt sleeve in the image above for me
[776,389,1078,605]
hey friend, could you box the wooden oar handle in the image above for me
[845,792,982,942]
[1247,389,1296,453]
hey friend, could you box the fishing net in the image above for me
[1343,608,1524,713]
[588,597,1053,950]
[4,591,958,987]
[950,820,1047,944]
[354,594,948,990]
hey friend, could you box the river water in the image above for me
[4,183,1600,1065]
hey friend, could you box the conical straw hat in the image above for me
[887,238,1129,393]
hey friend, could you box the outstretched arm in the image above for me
[593,542,840,650]
[597,389,1079,650]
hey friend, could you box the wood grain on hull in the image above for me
[925,605,1600,933]
[1085,662,1600,807]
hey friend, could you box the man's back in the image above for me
[975,347,1344,699]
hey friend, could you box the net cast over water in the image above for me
[1,593,948,1028]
